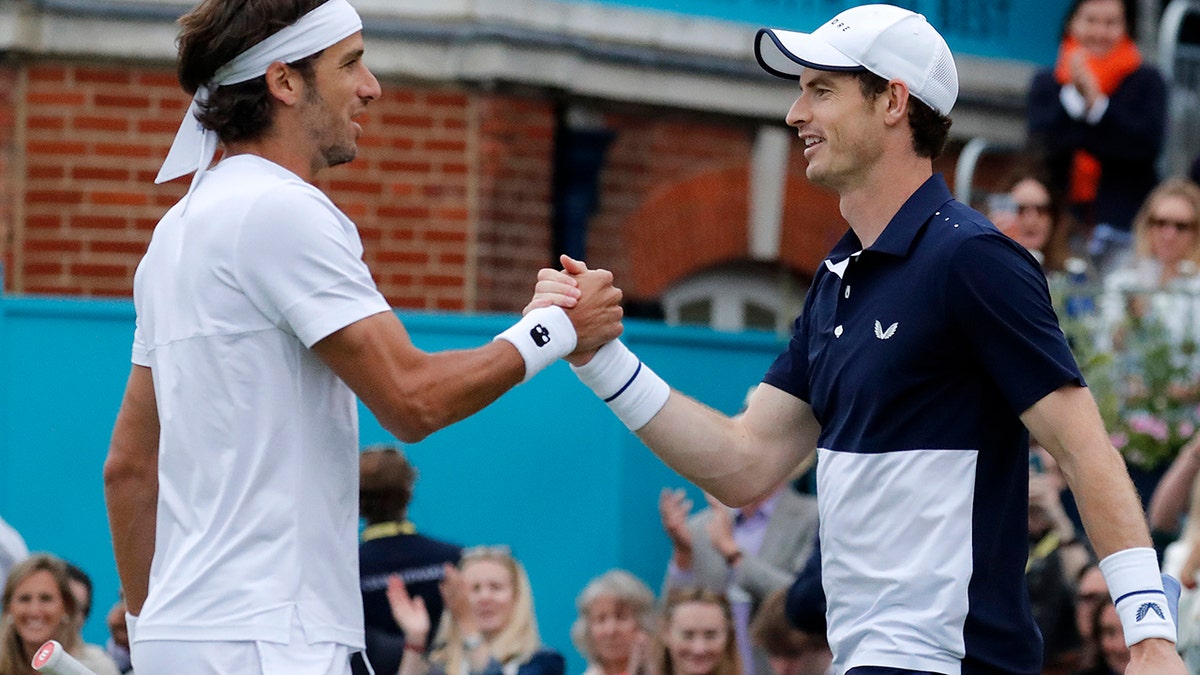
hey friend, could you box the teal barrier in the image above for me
[0,291,784,672]
[560,0,1073,65]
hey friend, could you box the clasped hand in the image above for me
[524,254,623,364]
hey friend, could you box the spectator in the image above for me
[0,518,27,593]
[650,587,740,675]
[1148,433,1200,540]
[1027,444,1088,673]
[571,570,654,675]
[1162,467,1200,671]
[358,445,462,675]
[1072,601,1130,675]
[62,563,119,675]
[1072,562,1110,674]
[0,554,102,675]
[1099,177,1200,354]
[1027,0,1167,275]
[748,589,831,675]
[990,168,1073,273]
[658,479,817,675]
[389,546,564,675]
[103,593,132,674]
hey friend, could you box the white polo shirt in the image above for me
[131,155,390,647]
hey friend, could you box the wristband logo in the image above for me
[530,324,551,347]
[1136,602,1166,621]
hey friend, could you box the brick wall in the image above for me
[0,64,16,289]
[0,57,870,313]
[587,113,758,301]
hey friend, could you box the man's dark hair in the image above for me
[64,562,93,620]
[176,0,327,145]
[359,446,419,524]
[853,71,952,160]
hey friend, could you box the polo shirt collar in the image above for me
[826,174,954,263]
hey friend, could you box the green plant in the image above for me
[1052,279,1200,470]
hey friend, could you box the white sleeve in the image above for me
[236,186,390,348]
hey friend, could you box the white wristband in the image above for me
[1099,547,1176,647]
[494,306,577,383]
[571,340,669,430]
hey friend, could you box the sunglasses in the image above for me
[1016,203,1052,216]
[1148,216,1197,232]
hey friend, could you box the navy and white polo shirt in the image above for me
[763,175,1082,675]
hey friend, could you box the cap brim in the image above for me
[754,28,865,80]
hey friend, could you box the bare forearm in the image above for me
[637,389,815,507]
[1147,438,1200,532]
[104,366,160,615]
[1060,444,1153,558]
[105,471,157,614]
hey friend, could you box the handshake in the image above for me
[497,254,669,432]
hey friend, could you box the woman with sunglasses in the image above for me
[992,169,1073,274]
[388,546,564,675]
[1099,178,1200,353]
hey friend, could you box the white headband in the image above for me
[156,0,363,190]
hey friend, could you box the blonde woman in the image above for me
[389,546,564,675]
[572,570,655,675]
[650,587,740,675]
[0,554,119,675]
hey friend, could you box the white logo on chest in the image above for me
[874,320,898,340]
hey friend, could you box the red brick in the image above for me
[27,190,84,205]
[422,274,463,288]
[27,140,87,155]
[137,71,180,87]
[94,143,156,158]
[75,67,132,85]
[29,65,68,83]
[90,192,149,206]
[89,240,148,255]
[27,116,65,130]
[137,119,181,134]
[74,116,130,132]
[377,250,428,264]
[69,262,127,277]
[72,166,132,181]
[94,93,152,109]
[72,215,129,230]
[25,239,81,253]
[27,91,86,106]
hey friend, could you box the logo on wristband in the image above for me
[1136,602,1166,621]
[531,324,551,347]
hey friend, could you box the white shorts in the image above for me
[130,613,358,675]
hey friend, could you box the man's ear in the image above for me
[264,61,303,106]
[881,80,910,127]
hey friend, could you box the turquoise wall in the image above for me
[0,293,785,672]
[561,0,1074,65]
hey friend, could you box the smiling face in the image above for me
[6,570,67,655]
[785,70,887,192]
[1145,194,1199,269]
[463,559,517,640]
[663,600,729,675]
[1069,0,1127,57]
[298,31,381,171]
[586,595,642,669]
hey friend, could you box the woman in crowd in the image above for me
[650,587,740,675]
[1027,0,1167,274]
[1099,177,1200,352]
[389,545,564,675]
[0,553,119,675]
[1071,601,1130,675]
[572,570,655,675]
[992,169,1072,274]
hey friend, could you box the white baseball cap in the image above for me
[754,3,959,116]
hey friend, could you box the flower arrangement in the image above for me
[1051,274,1200,471]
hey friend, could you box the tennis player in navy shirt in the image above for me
[531,4,1187,674]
